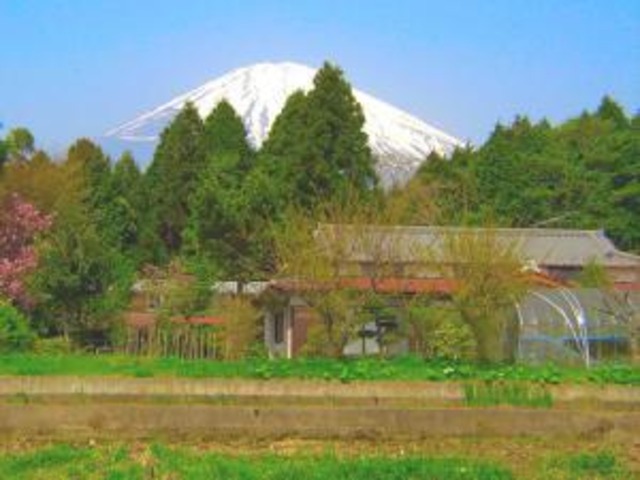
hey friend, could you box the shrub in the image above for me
[216,296,261,360]
[32,336,74,355]
[405,305,475,360]
[0,301,35,353]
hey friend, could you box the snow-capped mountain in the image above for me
[106,62,462,185]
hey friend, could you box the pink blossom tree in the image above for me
[0,194,52,306]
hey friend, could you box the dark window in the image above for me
[274,312,285,344]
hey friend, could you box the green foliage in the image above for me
[403,96,640,252]
[185,101,275,280]
[144,102,206,257]
[542,451,630,479]
[5,127,35,161]
[0,443,513,480]
[0,444,143,479]
[0,354,637,385]
[151,445,513,480]
[0,301,35,353]
[31,203,135,344]
[262,90,309,160]
[2,88,637,365]
[404,304,475,360]
[203,99,253,161]
[0,442,634,480]
[32,336,74,355]
[102,151,143,259]
[66,138,111,205]
[576,261,612,288]
[262,63,378,210]
[215,295,262,360]
[434,230,529,363]
[149,260,215,319]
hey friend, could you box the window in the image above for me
[274,312,285,344]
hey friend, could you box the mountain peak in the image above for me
[107,62,461,185]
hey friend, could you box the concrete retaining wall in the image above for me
[0,377,638,439]
[0,376,461,401]
[0,404,637,440]
[0,376,638,404]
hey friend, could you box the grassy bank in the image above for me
[0,442,632,480]
[0,354,638,385]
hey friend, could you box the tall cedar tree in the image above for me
[66,139,123,243]
[262,90,309,160]
[203,99,253,164]
[186,100,274,281]
[144,102,205,257]
[262,63,378,210]
[104,151,142,257]
[303,63,377,201]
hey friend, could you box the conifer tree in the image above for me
[596,95,629,128]
[186,101,271,280]
[67,138,110,194]
[261,90,309,160]
[104,152,142,257]
[301,62,377,202]
[261,63,378,210]
[144,102,205,256]
[203,99,253,164]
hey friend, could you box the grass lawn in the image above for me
[0,441,633,480]
[0,354,638,385]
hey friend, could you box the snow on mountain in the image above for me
[106,62,462,185]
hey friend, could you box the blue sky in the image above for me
[1,0,638,157]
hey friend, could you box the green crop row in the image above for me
[0,354,638,386]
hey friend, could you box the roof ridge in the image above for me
[318,223,604,236]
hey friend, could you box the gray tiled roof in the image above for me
[316,224,640,268]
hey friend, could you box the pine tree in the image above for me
[300,62,377,206]
[261,63,378,210]
[144,102,205,257]
[596,95,629,129]
[104,152,142,257]
[262,90,309,159]
[203,99,253,164]
[186,101,272,280]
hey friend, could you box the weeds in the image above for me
[541,451,630,479]
[0,443,632,479]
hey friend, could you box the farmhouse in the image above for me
[264,225,640,360]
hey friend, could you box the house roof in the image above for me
[315,224,640,269]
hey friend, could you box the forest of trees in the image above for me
[0,61,638,356]
[400,96,640,251]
